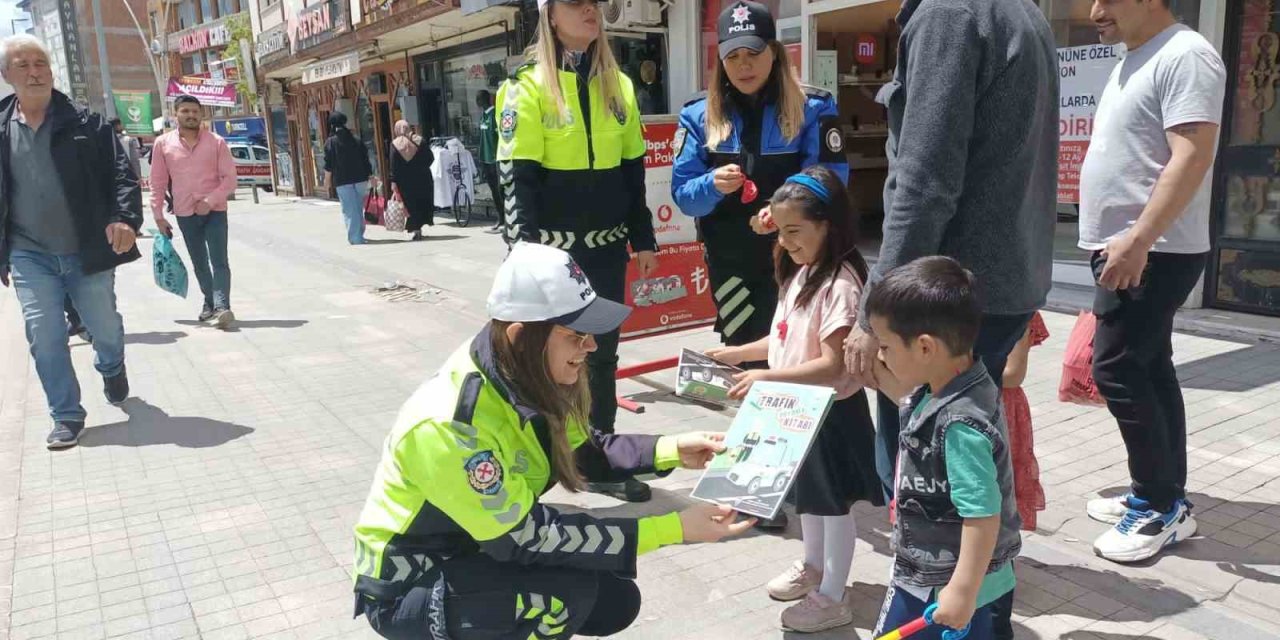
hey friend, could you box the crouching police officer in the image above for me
[352,243,753,639]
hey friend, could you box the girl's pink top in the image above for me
[768,263,865,400]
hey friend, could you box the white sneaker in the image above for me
[766,560,821,602]
[1093,500,1196,563]
[1087,494,1134,524]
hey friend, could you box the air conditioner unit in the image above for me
[602,0,662,28]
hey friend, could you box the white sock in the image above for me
[817,512,857,602]
[801,513,825,570]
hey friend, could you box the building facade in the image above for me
[25,0,158,136]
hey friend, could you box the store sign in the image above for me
[178,24,231,54]
[167,76,239,108]
[1057,44,1120,204]
[57,0,89,104]
[303,52,360,85]
[855,34,877,65]
[621,118,716,339]
[295,0,349,51]
[256,24,289,64]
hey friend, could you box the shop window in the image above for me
[1209,0,1280,313]
[356,90,378,177]
[180,55,199,76]
[611,33,667,115]
[179,0,198,29]
[441,47,511,151]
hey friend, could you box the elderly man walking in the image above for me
[0,35,142,449]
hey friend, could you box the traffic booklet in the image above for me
[675,349,743,408]
[690,381,836,520]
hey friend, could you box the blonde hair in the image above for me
[705,42,806,149]
[490,321,589,492]
[526,4,626,128]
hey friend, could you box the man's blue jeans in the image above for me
[176,211,231,310]
[9,250,126,422]
[335,182,368,245]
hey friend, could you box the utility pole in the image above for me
[91,0,115,117]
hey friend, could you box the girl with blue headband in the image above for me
[706,165,882,633]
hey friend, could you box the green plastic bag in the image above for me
[152,232,189,298]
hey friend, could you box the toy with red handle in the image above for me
[874,603,970,640]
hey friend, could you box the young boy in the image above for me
[865,256,1022,639]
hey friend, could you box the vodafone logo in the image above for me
[657,205,673,222]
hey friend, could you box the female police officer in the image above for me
[496,0,658,503]
[672,1,847,359]
[352,243,752,639]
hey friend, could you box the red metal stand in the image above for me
[614,356,681,414]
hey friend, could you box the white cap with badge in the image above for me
[487,242,632,334]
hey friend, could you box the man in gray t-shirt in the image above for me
[1077,0,1225,565]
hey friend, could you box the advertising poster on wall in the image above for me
[1058,44,1121,203]
[113,91,153,137]
[622,117,717,339]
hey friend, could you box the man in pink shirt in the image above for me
[151,95,238,328]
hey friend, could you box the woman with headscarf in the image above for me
[496,0,659,503]
[388,120,435,241]
[323,112,375,245]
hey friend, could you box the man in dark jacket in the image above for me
[0,35,143,449]
[841,1,1058,638]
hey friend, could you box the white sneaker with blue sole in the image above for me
[1093,498,1196,563]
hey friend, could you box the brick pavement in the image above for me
[1,194,1279,639]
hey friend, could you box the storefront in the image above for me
[1209,0,1280,315]
[777,0,1275,313]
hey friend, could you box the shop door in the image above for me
[1209,0,1280,315]
[376,101,393,185]
[416,60,446,138]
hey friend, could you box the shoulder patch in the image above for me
[802,84,833,101]
[499,106,517,141]
[818,115,844,162]
[682,90,709,107]
[465,450,504,495]
[672,126,688,158]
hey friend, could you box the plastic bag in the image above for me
[384,187,408,232]
[152,232,189,298]
[1059,311,1105,406]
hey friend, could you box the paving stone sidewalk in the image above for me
[1,194,1279,640]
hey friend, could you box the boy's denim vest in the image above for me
[892,361,1023,588]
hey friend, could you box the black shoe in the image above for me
[411,230,425,241]
[104,366,129,405]
[46,421,84,450]
[198,306,216,323]
[66,321,85,337]
[484,225,504,234]
[587,478,652,503]
[755,511,789,531]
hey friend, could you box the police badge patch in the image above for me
[464,450,504,495]
[818,115,843,162]
[500,107,517,141]
[672,127,687,158]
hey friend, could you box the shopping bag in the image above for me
[384,187,408,232]
[151,232,188,298]
[1059,311,1105,406]
[363,184,385,226]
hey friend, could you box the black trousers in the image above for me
[363,554,641,639]
[483,163,504,225]
[573,247,629,433]
[873,311,1033,640]
[1091,250,1206,514]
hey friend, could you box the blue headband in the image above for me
[784,174,831,204]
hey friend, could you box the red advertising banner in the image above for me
[621,117,716,339]
[167,76,238,109]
